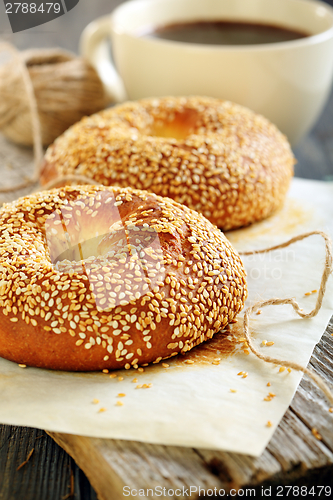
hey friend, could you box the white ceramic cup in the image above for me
[80,0,333,145]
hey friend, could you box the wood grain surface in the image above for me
[1,1,333,498]
[47,325,333,500]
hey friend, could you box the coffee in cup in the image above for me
[80,0,333,145]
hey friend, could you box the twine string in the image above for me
[239,230,333,404]
[0,41,43,192]
[0,41,107,194]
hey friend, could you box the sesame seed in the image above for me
[312,428,322,440]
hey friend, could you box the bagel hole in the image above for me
[49,224,129,266]
[53,233,116,264]
[150,108,199,140]
[44,194,167,309]
[51,224,162,266]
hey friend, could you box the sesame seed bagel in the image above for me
[41,96,294,230]
[0,185,247,371]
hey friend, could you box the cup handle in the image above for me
[79,15,127,103]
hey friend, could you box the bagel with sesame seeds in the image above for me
[41,96,294,230]
[0,185,247,371]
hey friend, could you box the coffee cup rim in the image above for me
[110,0,333,51]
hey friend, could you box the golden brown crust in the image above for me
[0,185,247,371]
[41,96,294,230]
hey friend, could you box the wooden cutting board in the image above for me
[47,327,333,500]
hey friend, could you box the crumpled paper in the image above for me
[0,178,332,456]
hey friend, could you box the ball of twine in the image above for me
[0,47,108,147]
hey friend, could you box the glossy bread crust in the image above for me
[41,96,295,230]
[0,185,247,371]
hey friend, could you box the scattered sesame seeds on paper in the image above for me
[0,178,332,456]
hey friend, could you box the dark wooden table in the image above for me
[1,1,333,499]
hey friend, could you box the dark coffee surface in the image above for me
[144,20,309,45]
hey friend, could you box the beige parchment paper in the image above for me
[0,177,332,456]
